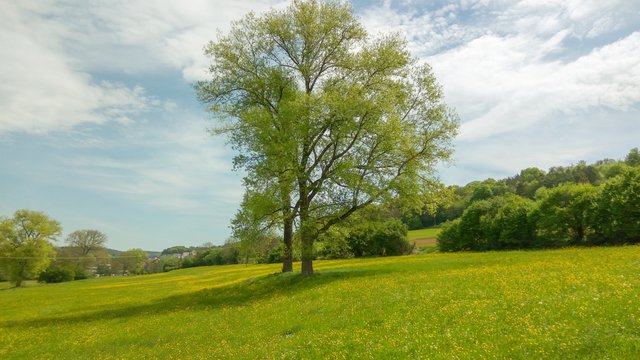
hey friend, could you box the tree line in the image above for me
[407,148,640,229]
[435,149,640,251]
[0,210,150,287]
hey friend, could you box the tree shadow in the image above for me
[1,268,388,329]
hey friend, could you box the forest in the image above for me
[419,148,640,251]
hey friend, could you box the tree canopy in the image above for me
[111,249,148,276]
[437,166,640,252]
[197,0,458,274]
[0,210,62,287]
[66,229,107,256]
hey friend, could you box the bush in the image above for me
[437,219,462,252]
[455,198,501,250]
[256,243,283,264]
[38,266,75,283]
[347,220,412,257]
[533,183,597,247]
[493,195,536,249]
[315,229,353,260]
[95,263,111,276]
[591,168,640,244]
[402,215,424,230]
[437,195,536,251]
[73,268,88,280]
[183,245,241,268]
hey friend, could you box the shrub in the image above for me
[95,263,111,276]
[493,195,536,249]
[315,228,353,259]
[455,198,502,250]
[438,195,536,251]
[534,183,597,247]
[38,266,75,283]
[346,220,411,257]
[402,215,424,230]
[257,243,283,264]
[591,168,640,244]
[73,268,88,280]
[437,219,462,252]
[183,245,241,268]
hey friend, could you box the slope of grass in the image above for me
[2,246,640,359]
[408,227,441,241]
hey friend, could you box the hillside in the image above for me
[1,246,639,358]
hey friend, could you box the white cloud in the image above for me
[0,1,155,135]
[49,0,289,81]
[58,114,244,213]
[440,110,640,185]
[0,0,289,136]
[432,31,640,141]
[358,1,484,56]
[358,0,640,184]
[358,0,640,141]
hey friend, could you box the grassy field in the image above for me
[408,228,441,248]
[1,246,640,359]
[408,227,441,241]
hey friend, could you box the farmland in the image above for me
[1,246,640,359]
[409,228,441,248]
[408,227,441,241]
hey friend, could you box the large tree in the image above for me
[197,0,458,275]
[57,229,109,276]
[534,183,598,246]
[0,210,62,287]
[625,147,640,167]
[111,249,148,276]
[592,168,640,244]
[66,229,108,256]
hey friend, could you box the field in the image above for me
[409,228,441,248]
[1,246,640,359]
[408,227,441,241]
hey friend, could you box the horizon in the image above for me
[1,0,639,251]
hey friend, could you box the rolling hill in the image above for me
[1,246,639,358]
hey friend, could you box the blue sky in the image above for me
[1,0,639,251]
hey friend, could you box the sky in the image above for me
[1,0,639,251]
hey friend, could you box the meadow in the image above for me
[407,227,441,241]
[1,246,639,359]
[409,228,441,249]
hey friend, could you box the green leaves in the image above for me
[535,183,598,246]
[0,210,62,286]
[592,168,640,243]
[197,0,458,274]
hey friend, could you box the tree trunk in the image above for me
[300,228,313,275]
[299,216,314,276]
[282,216,293,273]
[15,262,26,287]
[280,182,294,273]
[301,250,313,275]
[298,183,314,275]
[576,224,585,245]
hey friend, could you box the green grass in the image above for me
[408,227,441,240]
[2,246,640,359]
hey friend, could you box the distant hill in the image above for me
[106,248,161,258]
[105,248,122,257]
